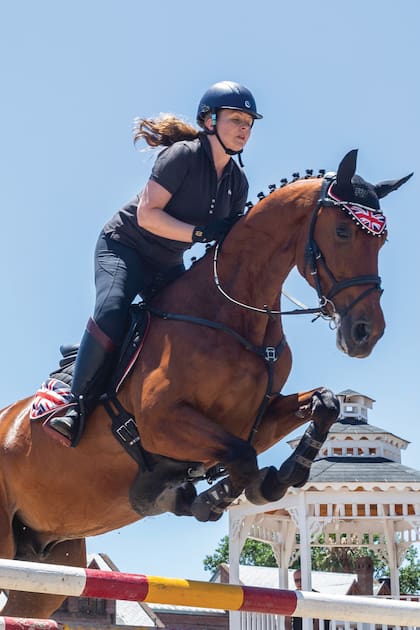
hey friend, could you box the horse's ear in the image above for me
[336,149,358,186]
[374,173,413,199]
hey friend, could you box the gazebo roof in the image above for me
[288,419,409,450]
[308,456,420,484]
[326,419,409,443]
[337,389,375,402]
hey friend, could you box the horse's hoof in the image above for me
[190,478,232,522]
[311,389,340,429]
[245,467,278,505]
[173,482,197,517]
[191,495,223,522]
[261,466,289,502]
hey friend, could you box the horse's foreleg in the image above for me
[246,388,339,505]
[137,405,258,522]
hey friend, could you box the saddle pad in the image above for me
[30,307,151,421]
[30,378,75,420]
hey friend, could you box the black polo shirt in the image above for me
[103,134,248,269]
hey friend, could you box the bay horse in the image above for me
[0,150,411,618]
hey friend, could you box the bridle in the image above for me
[213,174,384,323]
[304,175,383,320]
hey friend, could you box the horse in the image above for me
[0,149,411,618]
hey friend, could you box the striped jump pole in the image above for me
[0,559,419,627]
[0,618,62,629]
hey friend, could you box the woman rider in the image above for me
[50,80,263,444]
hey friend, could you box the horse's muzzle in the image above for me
[336,312,385,358]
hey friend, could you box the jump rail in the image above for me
[0,618,62,629]
[0,559,419,626]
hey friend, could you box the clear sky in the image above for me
[1,0,419,581]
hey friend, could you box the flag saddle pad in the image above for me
[29,306,151,460]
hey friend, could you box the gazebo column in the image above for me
[297,492,313,630]
[229,513,254,630]
[383,520,400,599]
[272,518,297,630]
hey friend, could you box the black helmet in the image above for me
[196,80,263,127]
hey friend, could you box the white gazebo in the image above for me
[228,389,420,630]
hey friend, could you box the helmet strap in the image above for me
[207,111,245,167]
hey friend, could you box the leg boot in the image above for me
[49,317,116,444]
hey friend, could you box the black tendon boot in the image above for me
[49,317,115,446]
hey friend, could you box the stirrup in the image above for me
[44,407,81,447]
[49,410,79,439]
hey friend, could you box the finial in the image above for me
[292,172,300,181]
[318,169,326,178]
[245,201,254,211]
[280,178,288,187]
[268,184,276,193]
[257,192,266,201]
[305,169,313,178]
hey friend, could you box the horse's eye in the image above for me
[336,225,351,239]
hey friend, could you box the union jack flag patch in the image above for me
[327,183,387,236]
[30,378,75,420]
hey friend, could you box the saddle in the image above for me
[30,304,151,465]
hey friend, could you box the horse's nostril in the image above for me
[352,321,371,344]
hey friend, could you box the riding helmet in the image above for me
[196,81,263,127]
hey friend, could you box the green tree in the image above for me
[400,547,420,594]
[204,535,420,594]
[203,535,277,573]
[378,546,420,595]
[309,534,387,575]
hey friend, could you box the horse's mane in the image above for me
[244,168,326,213]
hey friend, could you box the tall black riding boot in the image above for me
[49,317,116,445]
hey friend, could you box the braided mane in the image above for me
[245,168,326,212]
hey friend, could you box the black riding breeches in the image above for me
[93,231,185,346]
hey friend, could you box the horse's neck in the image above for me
[184,181,317,344]
[157,180,319,346]
[222,181,318,300]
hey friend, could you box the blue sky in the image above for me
[1,0,419,581]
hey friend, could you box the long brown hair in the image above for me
[133,114,200,148]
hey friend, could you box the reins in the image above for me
[213,174,383,323]
[213,241,326,320]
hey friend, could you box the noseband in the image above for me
[213,174,383,322]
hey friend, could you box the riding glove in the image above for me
[192,214,242,243]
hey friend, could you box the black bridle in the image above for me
[212,175,383,323]
[304,176,383,321]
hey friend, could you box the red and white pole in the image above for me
[0,559,419,627]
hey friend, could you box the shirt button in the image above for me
[209,210,214,214]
